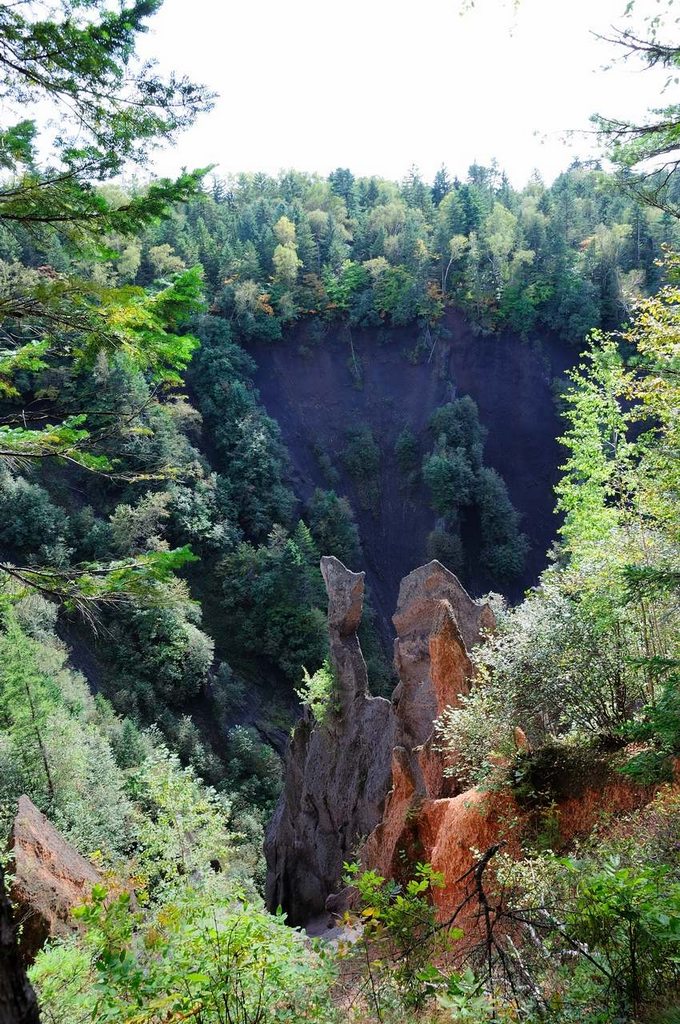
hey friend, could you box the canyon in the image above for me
[252,311,575,637]
[266,554,666,936]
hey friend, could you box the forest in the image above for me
[0,1,678,1023]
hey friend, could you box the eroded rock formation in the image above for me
[264,556,396,925]
[363,561,494,881]
[265,558,492,924]
[9,795,101,961]
[266,556,666,938]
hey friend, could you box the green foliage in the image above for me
[0,0,213,627]
[429,396,486,465]
[342,424,381,512]
[342,860,453,1014]
[435,260,678,803]
[222,726,282,820]
[489,809,680,1022]
[188,316,295,539]
[2,9,680,1023]
[0,1,213,208]
[130,745,234,898]
[394,426,419,474]
[295,659,337,724]
[169,160,680,342]
[619,665,680,783]
[475,466,529,580]
[423,397,527,582]
[306,488,361,567]
[0,608,135,855]
[565,857,680,1017]
[31,884,335,1024]
[423,447,476,513]
[595,23,680,218]
[0,470,63,557]
[102,601,213,711]
[218,522,327,681]
[428,967,492,1019]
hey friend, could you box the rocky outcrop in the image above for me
[265,558,493,925]
[368,770,662,933]
[392,560,493,764]
[0,866,40,1024]
[266,557,669,941]
[9,796,101,961]
[362,564,494,883]
[264,557,396,925]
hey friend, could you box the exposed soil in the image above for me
[250,309,575,640]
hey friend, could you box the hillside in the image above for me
[252,311,573,631]
[0,3,679,1023]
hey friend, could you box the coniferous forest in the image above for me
[0,2,679,1023]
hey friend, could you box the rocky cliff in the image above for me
[252,312,575,633]
[265,557,493,924]
[9,795,101,961]
[266,557,665,935]
[264,556,396,925]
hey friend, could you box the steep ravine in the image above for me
[251,309,574,638]
[266,556,666,934]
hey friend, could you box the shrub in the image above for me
[306,488,361,567]
[474,466,528,580]
[296,660,337,723]
[394,427,420,475]
[30,884,335,1024]
[342,425,381,512]
[0,471,63,559]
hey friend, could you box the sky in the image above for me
[138,0,671,188]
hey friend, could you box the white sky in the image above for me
[139,0,672,188]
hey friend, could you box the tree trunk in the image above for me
[0,868,40,1024]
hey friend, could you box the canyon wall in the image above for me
[251,312,574,635]
[266,556,663,934]
[264,557,494,924]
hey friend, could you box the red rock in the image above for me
[9,796,101,961]
[268,555,670,947]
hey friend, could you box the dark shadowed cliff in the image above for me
[251,310,574,636]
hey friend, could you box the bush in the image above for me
[306,488,361,567]
[342,861,452,1014]
[0,613,134,855]
[223,726,282,818]
[296,659,337,723]
[218,523,327,681]
[422,448,476,515]
[565,857,680,1017]
[422,397,526,582]
[429,397,486,468]
[342,424,381,512]
[102,604,214,711]
[394,426,420,475]
[0,470,63,559]
[474,466,528,580]
[30,885,335,1024]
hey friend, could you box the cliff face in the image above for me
[265,557,493,924]
[266,556,665,934]
[264,557,396,925]
[251,312,575,634]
